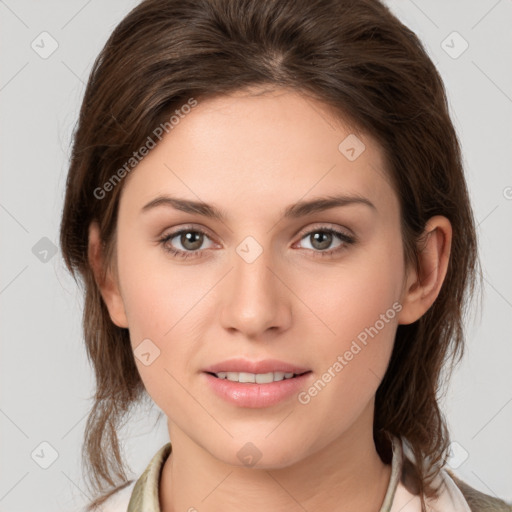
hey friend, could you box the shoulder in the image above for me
[446,469,512,512]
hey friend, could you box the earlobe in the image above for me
[88,221,129,329]
[397,216,452,325]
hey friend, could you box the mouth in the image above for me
[205,370,312,384]
[202,367,314,408]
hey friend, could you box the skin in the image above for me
[89,86,452,512]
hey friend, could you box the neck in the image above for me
[159,401,392,512]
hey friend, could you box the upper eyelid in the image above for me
[295,223,353,238]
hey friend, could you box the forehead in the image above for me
[119,87,396,220]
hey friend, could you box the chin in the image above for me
[206,436,304,469]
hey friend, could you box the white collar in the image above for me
[387,435,472,512]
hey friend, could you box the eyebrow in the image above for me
[141,193,376,221]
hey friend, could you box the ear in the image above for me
[397,215,452,325]
[88,221,129,328]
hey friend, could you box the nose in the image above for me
[219,241,292,339]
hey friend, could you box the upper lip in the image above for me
[203,358,311,375]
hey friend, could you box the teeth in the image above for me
[214,371,296,383]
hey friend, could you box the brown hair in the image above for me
[59,0,481,510]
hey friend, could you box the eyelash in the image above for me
[158,225,356,260]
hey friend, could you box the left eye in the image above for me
[296,227,354,253]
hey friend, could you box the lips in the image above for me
[202,358,311,375]
[203,367,313,408]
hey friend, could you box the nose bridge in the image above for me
[220,235,290,336]
[234,236,273,291]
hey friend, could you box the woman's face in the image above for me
[103,87,412,466]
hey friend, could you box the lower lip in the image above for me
[203,372,313,408]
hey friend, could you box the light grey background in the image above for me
[0,1,511,510]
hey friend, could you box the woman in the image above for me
[59,0,511,510]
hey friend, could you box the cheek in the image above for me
[292,240,402,409]
[295,241,403,349]
[294,276,399,447]
[299,272,398,392]
[115,239,213,407]
[116,236,198,342]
